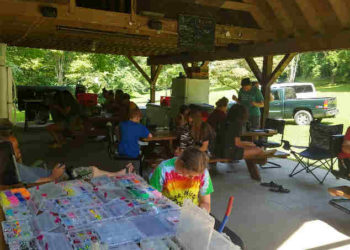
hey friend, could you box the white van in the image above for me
[271,82,316,99]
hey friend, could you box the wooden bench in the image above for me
[209,150,290,181]
[328,186,350,214]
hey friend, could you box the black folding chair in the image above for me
[106,123,143,175]
[259,119,286,169]
[284,121,343,184]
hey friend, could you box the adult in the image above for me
[47,90,83,148]
[233,78,264,129]
[207,97,229,131]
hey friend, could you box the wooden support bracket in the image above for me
[245,57,262,82]
[127,56,163,103]
[127,56,151,83]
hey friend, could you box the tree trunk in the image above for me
[56,53,65,85]
[288,54,300,82]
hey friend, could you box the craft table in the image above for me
[0,178,244,249]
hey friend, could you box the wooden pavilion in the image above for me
[1,0,350,122]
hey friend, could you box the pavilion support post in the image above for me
[245,54,296,127]
[150,65,163,103]
[261,55,273,127]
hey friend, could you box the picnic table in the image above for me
[141,130,176,152]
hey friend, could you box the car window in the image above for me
[272,90,280,101]
[285,87,297,99]
[294,85,313,93]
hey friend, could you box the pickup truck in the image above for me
[269,87,338,125]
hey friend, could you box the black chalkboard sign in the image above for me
[178,14,216,52]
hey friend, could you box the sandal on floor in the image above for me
[260,181,280,188]
[269,186,290,193]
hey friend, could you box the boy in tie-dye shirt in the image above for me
[150,147,213,212]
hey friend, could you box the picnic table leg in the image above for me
[169,139,174,154]
[245,160,261,181]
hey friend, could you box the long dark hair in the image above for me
[226,104,248,124]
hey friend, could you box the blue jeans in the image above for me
[17,163,51,183]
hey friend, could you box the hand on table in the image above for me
[51,163,66,180]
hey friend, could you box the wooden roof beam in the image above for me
[0,0,274,43]
[243,0,285,37]
[328,0,350,29]
[148,29,350,65]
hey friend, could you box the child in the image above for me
[208,97,229,131]
[150,146,213,212]
[214,104,275,160]
[118,108,152,158]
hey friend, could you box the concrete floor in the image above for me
[16,124,350,250]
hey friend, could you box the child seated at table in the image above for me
[214,104,274,160]
[150,146,213,212]
[207,97,229,131]
[118,108,152,159]
[0,119,133,185]
[177,109,214,153]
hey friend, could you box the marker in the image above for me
[218,196,234,233]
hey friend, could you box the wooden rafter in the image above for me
[329,0,350,29]
[309,0,342,32]
[245,0,285,36]
[148,29,350,65]
[295,0,325,34]
[266,0,295,36]
[244,57,262,82]
[278,0,312,36]
[222,1,257,12]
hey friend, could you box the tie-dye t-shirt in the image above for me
[149,158,214,206]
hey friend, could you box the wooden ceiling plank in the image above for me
[295,0,325,34]
[242,0,273,31]
[309,0,342,33]
[244,0,285,37]
[328,0,350,28]
[265,0,294,35]
[221,1,257,12]
[148,29,350,65]
[277,0,312,35]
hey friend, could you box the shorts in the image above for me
[249,116,261,129]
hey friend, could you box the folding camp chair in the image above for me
[284,121,343,184]
[259,118,286,169]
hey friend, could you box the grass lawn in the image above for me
[132,82,350,147]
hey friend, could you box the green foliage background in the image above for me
[6,46,350,96]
